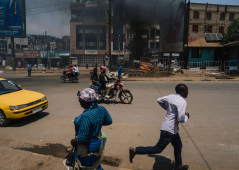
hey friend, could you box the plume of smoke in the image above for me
[26,0,71,37]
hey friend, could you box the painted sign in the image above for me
[190,68,200,71]
[85,50,97,55]
[229,66,237,70]
[15,50,40,58]
[206,67,219,70]
[0,0,26,37]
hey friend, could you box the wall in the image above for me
[189,47,215,62]
[189,3,239,39]
[7,38,28,55]
[229,46,239,61]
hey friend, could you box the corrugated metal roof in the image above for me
[186,38,223,48]
[224,41,239,47]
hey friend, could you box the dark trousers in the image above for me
[94,82,102,94]
[135,130,182,167]
[28,70,31,76]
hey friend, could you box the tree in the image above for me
[222,18,239,44]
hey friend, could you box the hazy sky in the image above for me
[26,0,239,38]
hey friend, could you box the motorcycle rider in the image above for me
[99,66,111,99]
[65,64,74,79]
[91,68,102,95]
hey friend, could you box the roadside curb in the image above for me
[124,79,239,82]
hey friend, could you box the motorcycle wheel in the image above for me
[72,78,78,83]
[120,91,133,104]
[60,76,66,83]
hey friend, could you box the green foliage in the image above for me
[222,18,239,44]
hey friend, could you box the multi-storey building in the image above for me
[189,3,239,39]
[70,0,109,67]
[70,0,161,67]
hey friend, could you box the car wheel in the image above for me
[0,110,11,127]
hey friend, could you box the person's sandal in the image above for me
[129,147,135,163]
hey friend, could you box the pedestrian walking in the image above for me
[27,64,32,77]
[129,84,190,170]
[118,63,122,80]
[71,88,113,170]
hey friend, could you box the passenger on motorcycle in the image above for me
[91,68,101,94]
[99,66,111,99]
[65,64,74,78]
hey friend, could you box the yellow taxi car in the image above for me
[0,78,48,127]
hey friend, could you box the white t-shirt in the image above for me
[158,94,188,134]
[73,67,79,73]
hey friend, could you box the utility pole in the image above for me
[11,37,16,71]
[108,0,112,70]
[118,35,121,66]
[153,0,157,72]
[45,31,50,69]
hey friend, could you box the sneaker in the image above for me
[105,95,110,99]
[175,165,189,170]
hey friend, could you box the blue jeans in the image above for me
[135,130,182,167]
[94,82,102,94]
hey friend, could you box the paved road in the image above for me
[0,73,239,170]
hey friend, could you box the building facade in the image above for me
[189,3,239,39]
[70,0,109,67]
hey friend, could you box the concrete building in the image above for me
[70,0,109,67]
[7,38,28,55]
[188,3,239,39]
[0,38,7,66]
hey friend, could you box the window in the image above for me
[229,13,234,21]
[206,12,212,20]
[0,43,5,53]
[227,26,230,32]
[219,26,224,33]
[194,12,199,19]
[192,48,202,58]
[220,13,225,21]
[192,25,198,32]
[205,26,212,33]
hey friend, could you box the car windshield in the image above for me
[0,80,22,95]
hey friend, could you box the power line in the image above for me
[26,1,109,16]
[26,2,70,10]
[26,6,70,15]
[26,7,69,16]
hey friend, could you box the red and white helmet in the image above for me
[100,66,106,71]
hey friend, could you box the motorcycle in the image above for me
[89,79,133,104]
[60,71,79,83]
